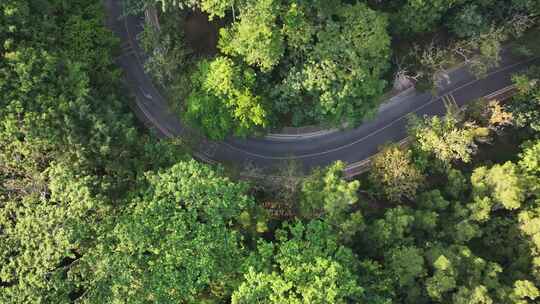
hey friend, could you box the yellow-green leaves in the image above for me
[86,161,254,303]
[370,144,425,202]
[185,57,267,139]
[219,0,284,72]
[232,221,363,304]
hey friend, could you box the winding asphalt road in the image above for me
[105,0,539,175]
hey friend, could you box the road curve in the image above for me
[105,0,539,174]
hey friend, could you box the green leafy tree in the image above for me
[411,190,469,243]
[409,113,478,165]
[518,140,540,195]
[281,2,316,53]
[355,260,396,304]
[0,163,106,303]
[453,285,494,304]
[291,3,391,125]
[219,0,284,71]
[448,4,489,38]
[393,0,463,35]
[508,69,540,133]
[386,246,426,288]
[471,162,525,211]
[444,168,468,200]
[232,220,363,304]
[185,56,267,139]
[366,206,415,251]
[61,7,120,82]
[299,161,363,242]
[425,255,457,300]
[0,1,238,303]
[511,280,540,303]
[425,244,504,303]
[516,140,540,281]
[81,161,255,303]
[370,144,425,202]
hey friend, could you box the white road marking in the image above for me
[220,57,538,160]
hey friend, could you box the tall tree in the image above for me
[408,113,478,165]
[185,56,267,139]
[299,161,364,242]
[393,0,464,35]
[219,0,284,72]
[232,220,363,304]
[0,163,107,303]
[284,3,391,125]
[508,68,540,134]
[370,144,425,202]
[447,4,489,38]
[80,161,256,303]
[471,162,525,211]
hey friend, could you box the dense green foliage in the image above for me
[370,144,425,202]
[219,0,284,72]
[510,67,540,133]
[299,161,364,242]
[232,221,363,303]
[274,2,391,125]
[141,0,392,137]
[392,0,539,36]
[0,1,187,302]
[408,110,480,165]
[137,0,539,138]
[82,161,255,303]
[2,0,540,303]
[185,56,267,138]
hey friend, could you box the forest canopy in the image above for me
[1,0,540,303]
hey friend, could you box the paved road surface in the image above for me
[105,0,539,174]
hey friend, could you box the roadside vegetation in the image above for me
[1,1,540,304]
[134,0,538,139]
